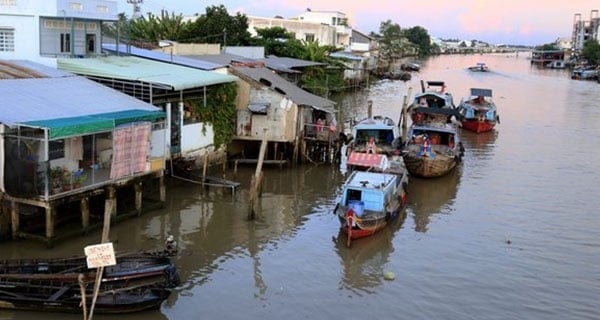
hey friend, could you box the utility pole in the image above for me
[126,0,143,19]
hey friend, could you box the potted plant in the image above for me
[60,169,73,191]
[50,167,65,193]
[72,169,87,188]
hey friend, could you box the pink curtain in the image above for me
[110,123,151,180]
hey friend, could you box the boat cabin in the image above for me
[340,171,397,215]
[351,116,401,155]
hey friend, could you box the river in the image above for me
[1,53,599,320]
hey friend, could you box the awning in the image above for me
[21,109,166,139]
[347,152,389,169]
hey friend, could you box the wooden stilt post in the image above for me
[159,175,166,203]
[10,201,18,240]
[222,154,227,179]
[134,182,142,216]
[45,206,55,242]
[81,198,89,232]
[248,129,268,220]
[203,152,209,180]
[107,187,116,218]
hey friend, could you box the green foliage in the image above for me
[535,43,559,51]
[403,26,432,55]
[104,10,188,43]
[191,83,238,148]
[582,40,600,65]
[250,26,305,57]
[180,5,251,45]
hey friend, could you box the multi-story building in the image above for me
[571,10,599,53]
[0,0,118,66]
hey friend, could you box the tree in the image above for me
[180,5,251,45]
[581,40,600,65]
[249,26,305,57]
[403,26,432,55]
[377,20,406,65]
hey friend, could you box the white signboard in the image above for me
[84,242,117,268]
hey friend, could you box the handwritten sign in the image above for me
[84,243,116,268]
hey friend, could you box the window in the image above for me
[305,33,315,42]
[0,0,17,5]
[96,5,108,13]
[0,28,15,52]
[60,33,70,53]
[86,34,95,53]
[69,2,83,11]
[49,140,65,160]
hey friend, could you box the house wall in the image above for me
[181,122,214,155]
[247,16,336,47]
[0,0,116,66]
[39,18,102,57]
[234,80,298,142]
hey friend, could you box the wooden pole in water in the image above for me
[87,188,114,320]
[367,100,373,119]
[248,129,268,220]
[401,87,413,143]
[78,273,87,320]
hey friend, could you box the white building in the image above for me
[571,10,599,52]
[0,0,118,67]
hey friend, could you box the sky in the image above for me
[118,0,599,45]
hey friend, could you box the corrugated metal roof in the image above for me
[263,55,326,69]
[0,60,72,79]
[0,76,161,126]
[102,43,226,71]
[57,56,237,91]
[232,67,335,112]
[186,53,259,67]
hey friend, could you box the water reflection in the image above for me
[406,169,461,232]
[333,211,407,294]
[459,129,498,157]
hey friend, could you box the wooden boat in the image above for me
[334,169,409,247]
[350,115,402,156]
[468,62,489,72]
[344,114,406,175]
[410,80,455,111]
[403,108,464,178]
[457,88,500,133]
[0,252,179,314]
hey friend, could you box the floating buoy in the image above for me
[383,271,395,281]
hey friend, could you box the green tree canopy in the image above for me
[403,26,432,55]
[180,5,251,45]
[582,40,600,65]
[249,26,305,57]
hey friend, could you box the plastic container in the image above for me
[348,200,365,217]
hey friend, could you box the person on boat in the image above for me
[473,95,485,104]
[316,118,324,132]
[367,136,376,153]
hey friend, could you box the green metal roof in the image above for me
[22,109,166,139]
[57,56,237,90]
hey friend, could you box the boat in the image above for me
[350,115,402,157]
[403,107,464,178]
[571,66,599,80]
[334,169,409,247]
[546,60,566,69]
[343,104,406,176]
[0,251,180,314]
[410,81,456,111]
[468,62,489,72]
[457,88,500,133]
[400,61,421,71]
